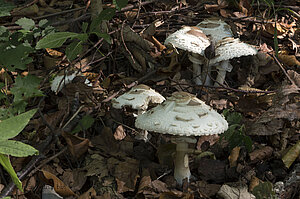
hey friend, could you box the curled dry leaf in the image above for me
[278,54,300,67]
[62,131,91,159]
[228,147,240,168]
[249,146,273,163]
[41,170,76,197]
[114,125,126,140]
[217,184,255,199]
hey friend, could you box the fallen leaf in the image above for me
[62,131,90,159]
[78,187,97,199]
[41,170,76,197]
[228,147,240,167]
[278,54,300,67]
[249,146,273,163]
[282,140,300,168]
[114,125,126,140]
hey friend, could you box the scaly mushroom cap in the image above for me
[135,92,228,136]
[164,26,210,55]
[210,37,258,65]
[196,17,233,43]
[111,84,165,110]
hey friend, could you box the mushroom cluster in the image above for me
[164,18,258,86]
[135,91,228,185]
[112,84,165,141]
[210,37,257,86]
[164,26,210,85]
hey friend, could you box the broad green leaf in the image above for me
[38,19,48,28]
[65,41,83,61]
[114,0,128,10]
[11,75,43,103]
[93,32,111,44]
[90,8,116,32]
[15,17,35,31]
[0,154,23,191]
[72,115,95,134]
[0,0,15,17]
[282,140,300,168]
[0,44,33,71]
[0,25,7,35]
[0,140,38,157]
[36,32,79,49]
[0,109,37,140]
[252,181,276,199]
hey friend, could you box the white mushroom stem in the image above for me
[188,53,203,85]
[136,109,149,142]
[214,60,233,87]
[174,142,191,185]
[201,60,213,86]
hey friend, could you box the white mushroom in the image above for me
[210,37,258,87]
[135,92,228,185]
[112,84,165,141]
[196,17,233,44]
[196,18,233,86]
[164,26,210,85]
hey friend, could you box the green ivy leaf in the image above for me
[0,0,15,17]
[0,109,37,140]
[36,32,79,49]
[0,154,23,192]
[0,44,33,71]
[0,140,38,157]
[65,41,83,61]
[15,17,35,31]
[11,75,43,103]
[72,115,95,134]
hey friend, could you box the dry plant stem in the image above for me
[202,59,213,86]
[269,53,297,86]
[174,142,191,185]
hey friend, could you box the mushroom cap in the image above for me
[111,84,165,110]
[164,26,210,55]
[196,17,233,43]
[135,92,228,136]
[210,37,258,65]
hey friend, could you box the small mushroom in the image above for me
[135,92,228,185]
[210,37,258,86]
[196,18,233,86]
[164,26,210,85]
[112,84,165,141]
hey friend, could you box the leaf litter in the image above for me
[1,0,300,198]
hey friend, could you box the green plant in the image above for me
[0,18,53,120]
[220,110,253,152]
[0,109,39,191]
[36,0,128,61]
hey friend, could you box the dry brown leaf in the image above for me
[228,147,240,168]
[249,176,261,191]
[278,54,300,67]
[41,170,76,197]
[287,70,300,87]
[92,127,123,156]
[114,125,126,140]
[238,0,252,16]
[249,146,273,163]
[108,157,139,193]
[78,187,97,199]
[193,181,221,197]
[62,131,90,159]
